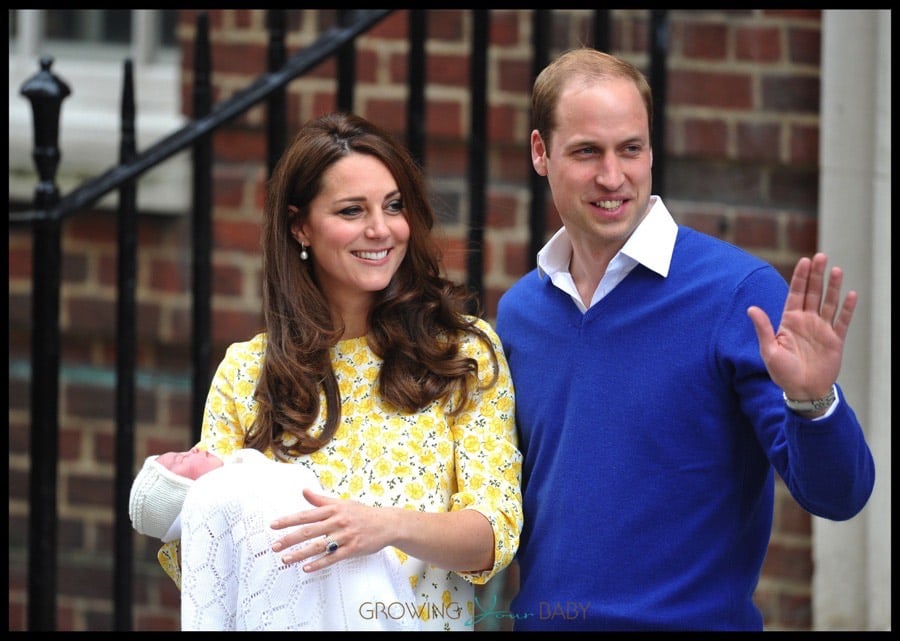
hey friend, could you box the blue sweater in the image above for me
[495,227,874,631]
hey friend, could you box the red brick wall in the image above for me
[8,9,823,631]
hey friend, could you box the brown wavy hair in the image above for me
[246,112,499,457]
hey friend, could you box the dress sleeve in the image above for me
[448,318,523,584]
[158,540,182,589]
[198,336,264,458]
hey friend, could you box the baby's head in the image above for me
[156,448,224,479]
[128,448,223,540]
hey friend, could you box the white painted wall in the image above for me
[815,9,891,631]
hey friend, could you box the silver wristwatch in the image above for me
[782,385,836,413]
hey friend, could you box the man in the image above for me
[495,48,874,631]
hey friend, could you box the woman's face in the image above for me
[156,448,223,480]
[292,152,410,313]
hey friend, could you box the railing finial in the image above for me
[20,56,72,208]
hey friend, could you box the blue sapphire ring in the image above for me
[325,536,339,555]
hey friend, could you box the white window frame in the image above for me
[9,9,190,214]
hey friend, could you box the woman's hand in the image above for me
[270,490,495,573]
[270,489,392,572]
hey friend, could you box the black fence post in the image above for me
[527,11,550,271]
[20,55,70,633]
[650,10,669,195]
[191,13,213,444]
[113,58,138,632]
[406,9,427,169]
[466,10,489,312]
[267,9,288,176]
[337,10,357,112]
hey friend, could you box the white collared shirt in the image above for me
[536,196,679,312]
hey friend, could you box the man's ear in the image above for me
[531,130,549,177]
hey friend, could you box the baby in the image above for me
[129,448,223,542]
[129,448,420,631]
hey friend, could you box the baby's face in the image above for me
[157,448,223,480]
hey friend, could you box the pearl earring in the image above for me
[300,244,309,260]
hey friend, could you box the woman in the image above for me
[143,112,522,631]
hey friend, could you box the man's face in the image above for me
[531,76,653,260]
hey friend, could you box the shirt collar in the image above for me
[537,196,678,279]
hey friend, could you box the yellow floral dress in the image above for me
[158,317,522,631]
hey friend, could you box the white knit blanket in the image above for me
[180,452,421,631]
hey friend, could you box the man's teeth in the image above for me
[594,200,623,209]
[355,250,388,260]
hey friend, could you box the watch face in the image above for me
[812,389,836,410]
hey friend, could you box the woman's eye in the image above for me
[338,206,363,217]
[385,198,404,214]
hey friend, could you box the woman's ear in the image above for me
[288,205,307,245]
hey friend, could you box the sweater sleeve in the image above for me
[781,389,875,520]
[720,266,875,521]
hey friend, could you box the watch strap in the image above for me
[783,385,837,413]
